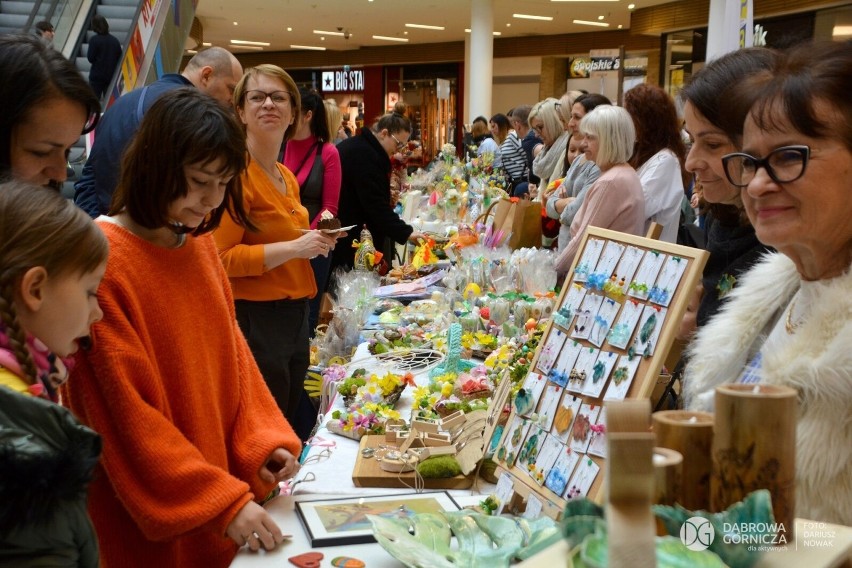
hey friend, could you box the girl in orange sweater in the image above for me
[62,88,302,567]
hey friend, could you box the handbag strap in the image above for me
[475,198,502,225]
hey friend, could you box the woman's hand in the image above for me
[226,500,286,551]
[259,447,299,484]
[298,230,339,259]
[554,197,574,215]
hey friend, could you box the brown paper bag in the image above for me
[489,197,542,249]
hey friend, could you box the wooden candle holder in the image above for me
[652,409,714,510]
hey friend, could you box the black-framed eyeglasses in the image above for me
[245,90,291,106]
[390,133,406,150]
[721,145,810,188]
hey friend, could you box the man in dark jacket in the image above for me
[87,15,122,100]
[73,47,242,217]
[331,113,422,270]
[0,387,101,566]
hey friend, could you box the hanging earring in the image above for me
[592,360,605,383]
[612,365,628,386]
[639,312,657,344]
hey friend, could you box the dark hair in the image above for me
[34,21,53,33]
[375,111,411,135]
[0,35,100,175]
[0,180,108,386]
[748,41,852,153]
[299,89,330,142]
[574,93,611,113]
[92,14,109,35]
[392,100,407,116]
[511,104,532,126]
[680,47,777,146]
[111,88,255,234]
[490,113,511,144]
[472,116,488,127]
[624,83,689,188]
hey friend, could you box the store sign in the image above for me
[570,51,621,78]
[320,69,365,92]
[569,58,591,78]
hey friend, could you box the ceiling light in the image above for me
[287,27,292,32]
[373,35,409,42]
[201,42,211,47]
[618,24,623,29]
[598,15,605,20]
[232,21,238,26]
[552,0,617,2]
[493,31,501,36]
[628,3,636,9]
[290,44,326,51]
[230,45,263,51]
[506,23,511,27]
[186,49,197,54]
[573,19,610,27]
[513,13,553,21]
[314,29,344,36]
[464,28,471,32]
[405,23,445,30]
[833,25,852,36]
[230,39,270,46]
[404,31,409,35]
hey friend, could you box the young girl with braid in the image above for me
[0,180,108,565]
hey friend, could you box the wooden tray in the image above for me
[352,435,475,490]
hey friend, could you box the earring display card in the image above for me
[588,298,621,348]
[649,255,688,307]
[582,350,618,399]
[586,407,608,458]
[634,305,667,358]
[606,299,644,350]
[603,354,643,402]
[496,416,531,468]
[494,473,515,515]
[550,341,583,387]
[515,372,548,417]
[536,329,567,376]
[537,382,563,432]
[565,456,601,500]
[492,226,709,519]
[551,393,583,443]
[591,240,626,278]
[530,434,564,486]
[571,294,604,341]
[627,250,666,301]
[613,246,646,295]
[545,446,580,496]
[569,403,601,454]
[573,238,605,283]
[517,425,546,474]
[567,347,600,394]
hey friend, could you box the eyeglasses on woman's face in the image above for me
[390,132,407,151]
[245,90,291,106]
[721,145,810,188]
[530,121,544,134]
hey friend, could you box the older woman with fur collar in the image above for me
[684,41,852,525]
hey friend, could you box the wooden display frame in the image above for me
[492,227,708,519]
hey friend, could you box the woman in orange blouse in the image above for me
[214,65,339,437]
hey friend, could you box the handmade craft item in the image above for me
[352,226,382,271]
[652,447,683,506]
[652,410,714,510]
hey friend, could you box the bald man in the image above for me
[74,47,243,217]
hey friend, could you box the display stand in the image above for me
[491,226,708,520]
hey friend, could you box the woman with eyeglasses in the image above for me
[331,110,422,271]
[677,48,777,338]
[213,66,340,440]
[684,41,852,525]
[528,98,569,198]
[0,35,100,189]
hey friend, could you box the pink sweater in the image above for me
[556,164,646,273]
[283,136,342,229]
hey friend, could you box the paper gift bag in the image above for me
[491,197,542,249]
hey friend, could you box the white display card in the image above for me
[551,392,583,443]
[588,297,621,348]
[549,340,583,387]
[633,305,667,359]
[545,446,580,496]
[591,240,626,278]
[497,416,531,468]
[603,353,643,401]
[522,494,544,519]
[494,472,515,515]
[606,299,644,350]
[530,433,564,486]
[565,456,601,500]
[566,346,599,394]
[570,293,605,341]
[649,254,688,307]
[536,382,563,432]
[569,403,602,454]
[536,328,567,376]
[586,407,608,458]
[514,372,547,417]
[517,425,547,473]
[572,238,605,283]
[627,250,666,301]
[582,350,618,399]
[613,246,646,295]
[556,283,588,330]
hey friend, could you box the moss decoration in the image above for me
[416,456,463,478]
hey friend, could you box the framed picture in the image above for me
[295,491,460,547]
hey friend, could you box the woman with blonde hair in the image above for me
[529,98,569,196]
[324,99,345,144]
[554,105,645,273]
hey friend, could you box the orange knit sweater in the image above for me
[62,222,301,567]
